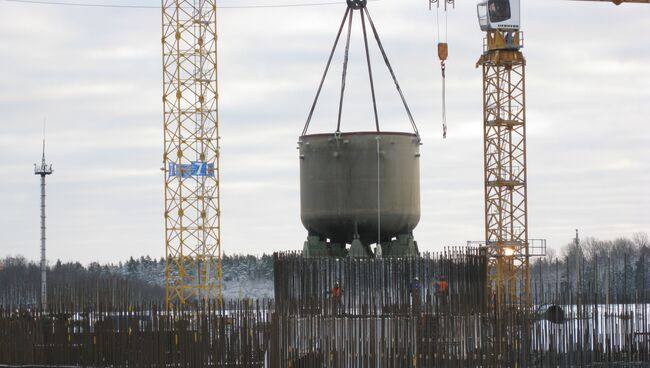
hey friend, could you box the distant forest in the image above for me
[0,254,273,307]
[1,233,648,307]
[531,232,649,304]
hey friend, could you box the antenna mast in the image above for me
[34,139,53,311]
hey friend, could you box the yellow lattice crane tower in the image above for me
[475,0,529,309]
[473,0,647,310]
[161,0,222,305]
[473,0,646,310]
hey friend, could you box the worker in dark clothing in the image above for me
[409,277,421,314]
[409,277,421,296]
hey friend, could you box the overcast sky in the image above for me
[0,0,647,265]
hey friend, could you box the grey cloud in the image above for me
[0,0,648,263]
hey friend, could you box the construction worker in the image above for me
[330,281,342,314]
[331,281,342,299]
[409,277,421,296]
[409,277,421,314]
[435,275,449,297]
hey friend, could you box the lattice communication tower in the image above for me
[34,140,53,311]
[162,0,222,305]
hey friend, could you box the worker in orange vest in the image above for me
[435,275,449,297]
[331,282,342,300]
[439,275,449,295]
[330,281,342,314]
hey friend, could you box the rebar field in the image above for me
[0,250,648,367]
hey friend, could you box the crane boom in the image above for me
[570,0,649,4]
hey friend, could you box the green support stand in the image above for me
[303,236,348,257]
[303,234,418,258]
[348,237,373,258]
[381,234,419,257]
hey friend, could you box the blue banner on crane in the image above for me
[168,161,215,178]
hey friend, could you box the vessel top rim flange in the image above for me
[300,131,418,139]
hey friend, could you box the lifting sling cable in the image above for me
[361,9,380,132]
[364,8,420,139]
[302,8,351,137]
[302,4,420,139]
[336,9,355,133]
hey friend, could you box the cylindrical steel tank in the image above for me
[299,132,420,246]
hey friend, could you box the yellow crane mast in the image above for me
[472,0,648,310]
[162,0,222,305]
[475,0,529,309]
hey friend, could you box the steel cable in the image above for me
[361,9,380,132]
[302,7,351,136]
[336,9,354,133]
[364,7,420,139]
[303,4,420,138]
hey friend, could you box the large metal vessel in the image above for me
[299,132,421,247]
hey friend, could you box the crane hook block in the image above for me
[346,0,367,9]
[438,42,448,61]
